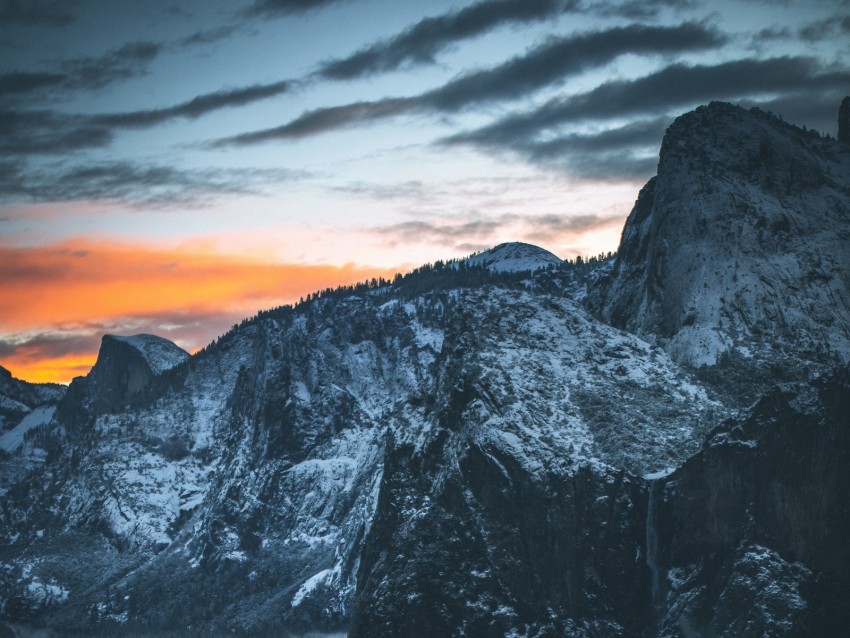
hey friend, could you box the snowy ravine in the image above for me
[1,101,849,637]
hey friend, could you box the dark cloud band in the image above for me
[440,56,850,176]
[215,21,726,146]
[0,160,303,205]
[93,80,293,128]
[244,0,344,18]
[452,56,850,146]
[316,0,569,80]
[0,0,76,26]
[0,40,162,100]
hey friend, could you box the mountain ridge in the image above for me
[1,100,849,636]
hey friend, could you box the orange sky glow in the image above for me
[0,239,398,384]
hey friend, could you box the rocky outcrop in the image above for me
[72,334,189,415]
[465,241,563,273]
[352,437,649,637]
[653,366,850,636]
[587,102,850,372]
[839,96,850,144]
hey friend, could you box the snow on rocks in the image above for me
[0,406,55,453]
[107,334,189,375]
[466,242,563,273]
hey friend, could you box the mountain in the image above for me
[1,101,848,637]
[0,366,66,497]
[465,242,563,273]
[0,365,64,435]
[72,334,190,415]
[587,102,850,376]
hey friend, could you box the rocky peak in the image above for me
[588,101,850,371]
[85,334,189,413]
[465,242,562,273]
[840,96,850,144]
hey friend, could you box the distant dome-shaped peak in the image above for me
[466,242,563,273]
[102,334,189,375]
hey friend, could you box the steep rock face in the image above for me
[351,365,849,638]
[72,334,189,415]
[588,102,850,370]
[839,96,850,144]
[352,434,650,637]
[652,367,850,636]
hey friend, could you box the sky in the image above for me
[0,0,848,383]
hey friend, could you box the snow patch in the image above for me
[109,334,189,374]
[291,567,335,608]
[466,242,562,273]
[0,406,55,453]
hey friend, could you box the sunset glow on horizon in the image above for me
[1,238,399,383]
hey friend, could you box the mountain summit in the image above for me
[589,102,850,370]
[73,334,189,414]
[465,241,563,272]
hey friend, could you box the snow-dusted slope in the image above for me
[0,263,721,633]
[108,334,189,375]
[589,102,850,369]
[0,365,64,434]
[466,241,562,273]
[0,407,56,453]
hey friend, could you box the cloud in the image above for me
[215,22,725,145]
[215,98,412,145]
[2,78,295,155]
[316,0,569,80]
[0,0,76,26]
[0,239,399,382]
[244,0,344,18]
[0,71,66,95]
[444,56,850,154]
[798,14,850,42]
[752,26,791,42]
[584,0,697,19]
[315,0,707,81]
[0,160,304,205]
[58,40,163,91]
[0,40,163,101]
[92,80,293,128]
[368,211,621,250]
[421,21,725,111]
[0,109,112,155]
[445,116,670,179]
[177,24,243,48]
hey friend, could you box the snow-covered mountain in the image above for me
[1,101,849,637]
[588,102,850,372]
[68,333,190,416]
[465,241,563,273]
